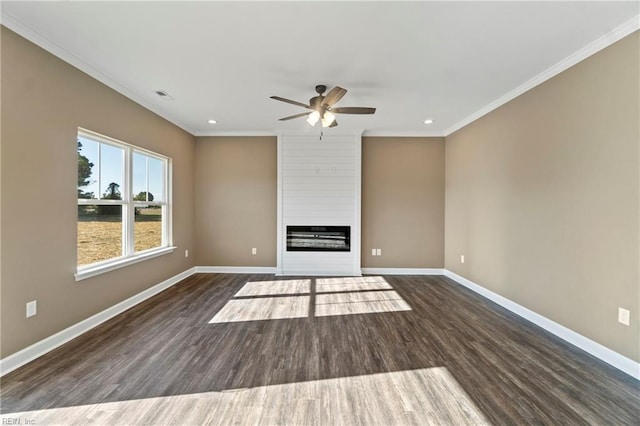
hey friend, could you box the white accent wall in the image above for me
[277,133,362,276]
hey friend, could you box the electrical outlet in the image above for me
[252,247,257,255]
[376,248,382,256]
[461,255,465,264]
[618,307,630,326]
[26,300,37,318]
[371,248,376,256]
[185,249,189,258]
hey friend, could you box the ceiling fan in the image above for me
[270,84,376,128]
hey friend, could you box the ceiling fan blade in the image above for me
[322,86,347,107]
[329,119,338,128]
[270,96,311,109]
[331,107,376,114]
[278,112,311,121]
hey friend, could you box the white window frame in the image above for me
[75,128,174,281]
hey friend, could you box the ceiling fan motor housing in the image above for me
[271,84,375,127]
[310,96,324,111]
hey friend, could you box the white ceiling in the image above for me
[2,1,638,136]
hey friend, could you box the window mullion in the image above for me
[145,156,150,202]
[97,143,102,200]
[124,147,134,256]
[164,160,171,246]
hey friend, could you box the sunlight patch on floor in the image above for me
[210,277,411,323]
[316,276,393,292]
[234,279,311,297]
[0,367,489,425]
[209,296,310,323]
[315,290,411,317]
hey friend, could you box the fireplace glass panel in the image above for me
[286,226,350,252]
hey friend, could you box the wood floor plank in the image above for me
[1,273,638,425]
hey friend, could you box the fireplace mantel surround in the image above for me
[276,132,362,276]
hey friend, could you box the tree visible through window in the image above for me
[77,129,170,269]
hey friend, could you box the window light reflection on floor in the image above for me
[316,275,392,293]
[233,279,311,297]
[209,277,411,323]
[315,290,411,317]
[2,367,489,425]
[209,296,310,323]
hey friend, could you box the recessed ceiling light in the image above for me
[154,90,174,101]
[208,119,217,124]
[424,119,434,125]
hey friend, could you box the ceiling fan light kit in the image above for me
[307,110,320,126]
[321,111,336,128]
[271,84,376,129]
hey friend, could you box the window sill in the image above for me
[75,246,176,281]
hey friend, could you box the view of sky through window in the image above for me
[78,136,163,200]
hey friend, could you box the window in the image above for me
[76,128,172,280]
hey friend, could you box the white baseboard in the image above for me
[361,268,445,275]
[443,270,640,381]
[277,269,362,277]
[195,266,277,274]
[0,267,197,377]
[4,266,637,382]
[197,266,446,276]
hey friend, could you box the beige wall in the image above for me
[362,137,445,268]
[1,28,196,357]
[194,137,277,267]
[445,32,639,362]
[194,136,446,270]
[3,23,637,368]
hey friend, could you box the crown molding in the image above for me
[362,130,445,138]
[1,11,196,135]
[3,10,637,140]
[444,15,640,136]
[193,130,277,137]
[194,129,447,138]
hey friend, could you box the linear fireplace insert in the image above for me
[286,226,351,252]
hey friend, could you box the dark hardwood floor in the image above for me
[1,274,638,425]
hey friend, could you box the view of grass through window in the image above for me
[77,205,123,265]
[77,130,168,268]
[134,207,163,252]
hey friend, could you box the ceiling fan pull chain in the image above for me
[320,131,323,141]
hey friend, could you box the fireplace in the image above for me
[286,226,351,252]
[277,134,361,275]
